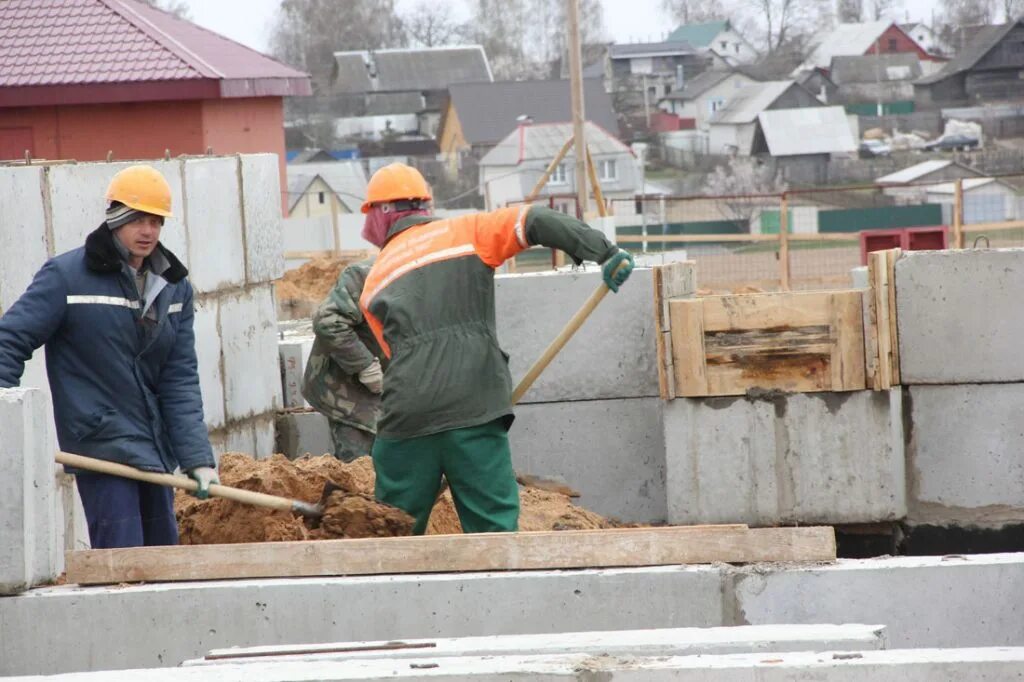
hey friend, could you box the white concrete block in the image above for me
[275,410,333,458]
[192,296,225,430]
[224,422,257,457]
[510,397,666,523]
[908,383,1024,525]
[240,154,285,284]
[58,472,90,551]
[896,248,1024,384]
[0,566,723,675]
[665,391,905,526]
[495,268,658,403]
[279,337,314,409]
[254,415,277,459]
[0,388,60,595]
[220,286,282,421]
[183,157,245,293]
[734,553,1024,649]
[47,160,188,264]
[0,166,49,313]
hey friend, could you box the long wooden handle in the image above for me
[511,262,625,404]
[56,451,297,513]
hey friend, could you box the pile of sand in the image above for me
[276,256,370,303]
[174,453,618,544]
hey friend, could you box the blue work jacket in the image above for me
[0,225,214,473]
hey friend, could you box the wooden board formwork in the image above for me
[652,262,698,400]
[64,525,836,586]
[667,290,867,398]
[866,248,901,390]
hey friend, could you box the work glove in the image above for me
[602,249,635,293]
[358,357,384,394]
[187,466,219,500]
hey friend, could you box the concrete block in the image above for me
[183,157,245,293]
[495,268,658,403]
[665,391,905,526]
[220,286,282,421]
[47,160,187,263]
[734,553,1024,649]
[224,422,257,457]
[0,166,49,313]
[907,383,1024,525]
[896,248,1024,384]
[186,623,887,666]
[510,397,666,523]
[58,472,90,551]
[254,414,277,458]
[192,296,225,430]
[0,566,723,675]
[0,388,60,595]
[279,336,314,409]
[850,265,868,289]
[276,410,333,458]
[240,154,285,284]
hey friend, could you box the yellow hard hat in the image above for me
[361,163,432,214]
[105,165,173,218]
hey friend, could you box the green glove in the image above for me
[187,466,219,500]
[602,249,634,293]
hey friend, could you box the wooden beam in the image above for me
[952,178,964,249]
[524,136,574,204]
[779,193,791,291]
[653,262,697,400]
[617,234,778,244]
[585,146,608,218]
[64,525,835,585]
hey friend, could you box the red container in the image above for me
[859,226,949,264]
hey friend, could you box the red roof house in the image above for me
[0,0,311,207]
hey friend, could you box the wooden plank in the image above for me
[829,292,867,391]
[700,291,834,332]
[705,361,831,396]
[886,248,901,385]
[868,251,893,389]
[64,526,836,585]
[653,266,671,400]
[617,234,778,243]
[862,287,881,391]
[669,299,707,396]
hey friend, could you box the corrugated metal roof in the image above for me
[0,0,309,91]
[709,81,797,124]
[758,107,857,156]
[916,20,1021,85]
[662,69,747,101]
[448,78,617,146]
[798,20,893,71]
[480,121,631,167]
[608,41,695,59]
[287,160,368,213]
[830,53,922,84]
[876,160,953,183]
[667,21,730,48]
[332,46,492,93]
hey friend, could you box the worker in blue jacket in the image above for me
[0,165,218,549]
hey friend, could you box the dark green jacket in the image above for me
[359,206,616,439]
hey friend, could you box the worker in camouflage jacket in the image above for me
[301,259,387,462]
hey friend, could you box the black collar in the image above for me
[84,224,188,284]
[385,215,438,244]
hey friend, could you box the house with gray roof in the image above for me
[830,53,923,105]
[667,20,758,64]
[708,81,823,155]
[286,160,368,216]
[478,121,637,213]
[658,68,758,130]
[440,78,617,159]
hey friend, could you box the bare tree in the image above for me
[864,0,902,20]
[529,0,606,75]
[1003,0,1024,19]
[269,0,406,91]
[704,158,786,228]
[401,1,467,48]
[467,0,533,79]
[748,0,830,55]
[661,0,731,24]
[940,0,996,29]
[836,0,863,22]
[139,0,192,20]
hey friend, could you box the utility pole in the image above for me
[567,0,589,219]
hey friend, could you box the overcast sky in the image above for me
[179,0,937,57]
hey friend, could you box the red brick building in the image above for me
[0,0,311,206]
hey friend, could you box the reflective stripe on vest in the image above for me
[168,303,183,314]
[66,295,139,309]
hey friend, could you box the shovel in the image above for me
[55,451,338,519]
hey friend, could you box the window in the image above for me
[709,98,726,114]
[318,191,326,204]
[550,163,568,185]
[599,159,618,182]
[888,38,898,50]
[553,199,574,215]
[631,57,653,74]
[720,41,727,49]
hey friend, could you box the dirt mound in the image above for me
[276,255,371,303]
[174,453,618,543]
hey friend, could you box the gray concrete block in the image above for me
[184,157,245,293]
[0,388,60,595]
[495,268,658,403]
[276,410,333,458]
[735,553,1024,649]
[665,391,905,526]
[254,414,277,459]
[223,421,256,456]
[47,160,187,263]
[0,166,49,314]
[896,248,1024,384]
[0,566,723,675]
[192,296,225,429]
[850,265,868,289]
[510,397,666,524]
[220,286,282,421]
[240,154,285,284]
[279,337,314,409]
[907,383,1024,525]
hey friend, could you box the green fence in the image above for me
[818,204,944,233]
[845,101,915,116]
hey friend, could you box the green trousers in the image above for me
[372,418,520,535]
[328,419,375,463]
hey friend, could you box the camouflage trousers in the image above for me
[329,420,376,463]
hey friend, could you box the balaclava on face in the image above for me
[361,205,429,248]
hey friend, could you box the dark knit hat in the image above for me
[106,201,162,230]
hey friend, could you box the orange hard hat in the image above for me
[361,163,432,214]
[105,165,173,218]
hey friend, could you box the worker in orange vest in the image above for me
[357,163,633,534]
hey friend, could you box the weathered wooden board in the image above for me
[65,525,836,585]
[669,290,867,397]
[653,262,697,400]
[866,249,901,390]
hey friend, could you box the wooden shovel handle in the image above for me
[56,451,296,513]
